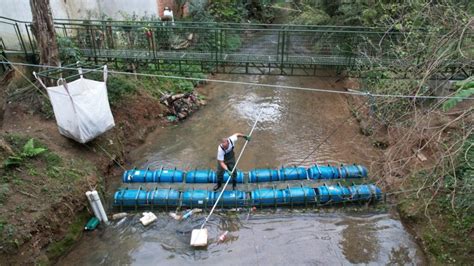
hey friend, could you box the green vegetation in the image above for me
[46,211,89,261]
[399,135,473,264]
[82,63,205,106]
[442,78,474,111]
[57,36,82,65]
[0,134,97,256]
[4,139,47,168]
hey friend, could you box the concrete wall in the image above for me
[0,0,160,49]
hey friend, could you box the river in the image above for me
[58,74,425,265]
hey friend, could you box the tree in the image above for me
[29,0,59,70]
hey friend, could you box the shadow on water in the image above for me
[59,73,425,264]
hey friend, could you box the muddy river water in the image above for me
[59,74,425,265]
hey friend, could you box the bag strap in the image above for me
[32,72,47,89]
[103,65,108,83]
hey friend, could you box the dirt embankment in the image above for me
[0,69,203,265]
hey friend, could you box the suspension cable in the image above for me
[2,61,474,100]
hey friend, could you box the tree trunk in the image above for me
[30,0,59,71]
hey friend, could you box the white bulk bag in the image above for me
[34,66,115,143]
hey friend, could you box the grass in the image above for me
[46,211,89,261]
[0,133,99,261]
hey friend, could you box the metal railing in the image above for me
[0,16,472,77]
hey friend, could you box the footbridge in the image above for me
[0,16,472,78]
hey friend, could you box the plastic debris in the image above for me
[166,115,177,122]
[112,212,128,220]
[182,210,194,220]
[192,208,203,214]
[218,231,229,243]
[85,217,100,231]
[140,212,157,226]
[190,228,208,247]
[116,217,127,226]
[169,212,182,220]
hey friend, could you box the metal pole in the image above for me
[15,23,28,58]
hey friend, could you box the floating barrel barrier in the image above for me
[123,168,184,183]
[223,170,244,183]
[251,187,286,206]
[122,164,368,183]
[114,188,148,206]
[248,168,280,183]
[279,167,308,181]
[147,188,180,206]
[185,169,216,183]
[283,186,317,204]
[182,189,213,207]
[113,184,382,208]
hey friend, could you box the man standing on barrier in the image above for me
[214,133,251,191]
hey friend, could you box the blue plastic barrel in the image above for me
[279,167,307,181]
[316,185,330,203]
[212,190,246,207]
[122,169,154,183]
[316,184,351,203]
[147,188,180,206]
[368,184,382,201]
[248,168,280,183]
[284,187,316,204]
[349,184,370,201]
[113,188,148,206]
[185,169,216,183]
[251,188,285,205]
[307,165,339,179]
[223,170,244,183]
[338,165,368,179]
[153,168,184,183]
[182,189,212,207]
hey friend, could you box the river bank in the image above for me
[0,67,470,264]
[0,67,204,264]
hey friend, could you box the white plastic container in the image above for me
[112,212,128,220]
[140,212,157,226]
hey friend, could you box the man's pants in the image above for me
[216,160,237,187]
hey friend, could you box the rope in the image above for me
[200,110,263,232]
[2,61,474,101]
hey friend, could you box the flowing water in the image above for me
[59,74,425,265]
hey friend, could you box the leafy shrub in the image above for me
[4,139,47,168]
[442,78,474,111]
[106,75,137,104]
[57,36,82,65]
[291,7,330,25]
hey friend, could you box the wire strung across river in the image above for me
[2,61,474,101]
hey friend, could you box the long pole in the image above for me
[200,110,263,230]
